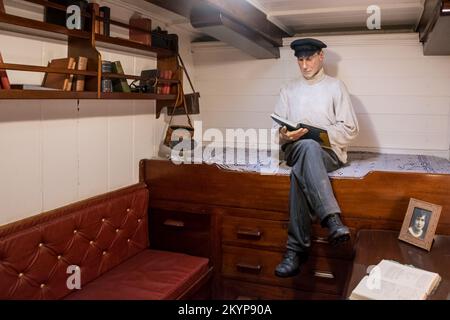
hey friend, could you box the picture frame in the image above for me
[398,198,442,251]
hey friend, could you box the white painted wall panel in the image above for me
[41,101,79,211]
[133,101,155,182]
[78,100,109,200]
[0,101,42,223]
[107,102,135,191]
[0,33,44,85]
[193,33,450,158]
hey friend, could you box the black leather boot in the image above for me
[325,214,350,246]
[274,250,306,278]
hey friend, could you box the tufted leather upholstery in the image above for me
[65,249,209,300]
[0,184,149,299]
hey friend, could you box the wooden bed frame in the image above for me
[140,159,450,235]
[140,159,450,299]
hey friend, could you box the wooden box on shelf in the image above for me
[129,16,152,46]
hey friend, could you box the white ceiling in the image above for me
[116,0,427,40]
[247,0,425,34]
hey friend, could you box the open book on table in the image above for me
[271,113,331,148]
[349,259,441,300]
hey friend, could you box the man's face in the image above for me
[297,51,324,80]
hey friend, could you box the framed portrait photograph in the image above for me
[398,198,442,251]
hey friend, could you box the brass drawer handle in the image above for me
[236,263,262,274]
[237,229,262,239]
[163,219,185,228]
[312,236,329,244]
[314,271,335,279]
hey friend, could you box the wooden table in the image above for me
[345,229,450,300]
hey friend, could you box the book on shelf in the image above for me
[42,57,76,91]
[349,259,441,300]
[65,59,76,91]
[0,52,11,90]
[99,6,111,37]
[99,6,111,36]
[129,16,152,45]
[74,56,88,91]
[99,10,104,35]
[111,61,131,93]
[86,2,101,34]
[270,113,331,148]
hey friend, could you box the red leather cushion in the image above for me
[0,185,149,300]
[65,249,209,300]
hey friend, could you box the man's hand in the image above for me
[279,126,309,143]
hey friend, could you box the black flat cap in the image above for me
[290,38,327,58]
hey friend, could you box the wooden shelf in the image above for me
[100,92,177,100]
[101,72,179,84]
[0,90,98,99]
[0,63,97,76]
[0,6,180,105]
[0,90,179,100]
[95,34,174,58]
[0,13,91,41]
[0,13,176,58]
[102,73,143,81]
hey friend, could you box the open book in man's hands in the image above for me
[349,259,441,300]
[271,113,331,148]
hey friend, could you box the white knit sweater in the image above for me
[273,69,359,164]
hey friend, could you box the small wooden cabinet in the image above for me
[149,208,212,259]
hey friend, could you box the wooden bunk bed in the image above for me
[140,159,450,299]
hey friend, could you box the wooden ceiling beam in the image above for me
[145,0,290,46]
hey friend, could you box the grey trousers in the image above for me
[284,139,342,253]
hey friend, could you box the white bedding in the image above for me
[162,143,450,178]
[179,148,450,178]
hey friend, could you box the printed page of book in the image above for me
[350,275,427,300]
[377,260,441,296]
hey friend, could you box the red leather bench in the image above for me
[0,184,211,300]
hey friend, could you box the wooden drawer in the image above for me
[220,279,341,300]
[222,215,355,259]
[222,245,351,296]
[149,208,211,258]
[222,215,288,250]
